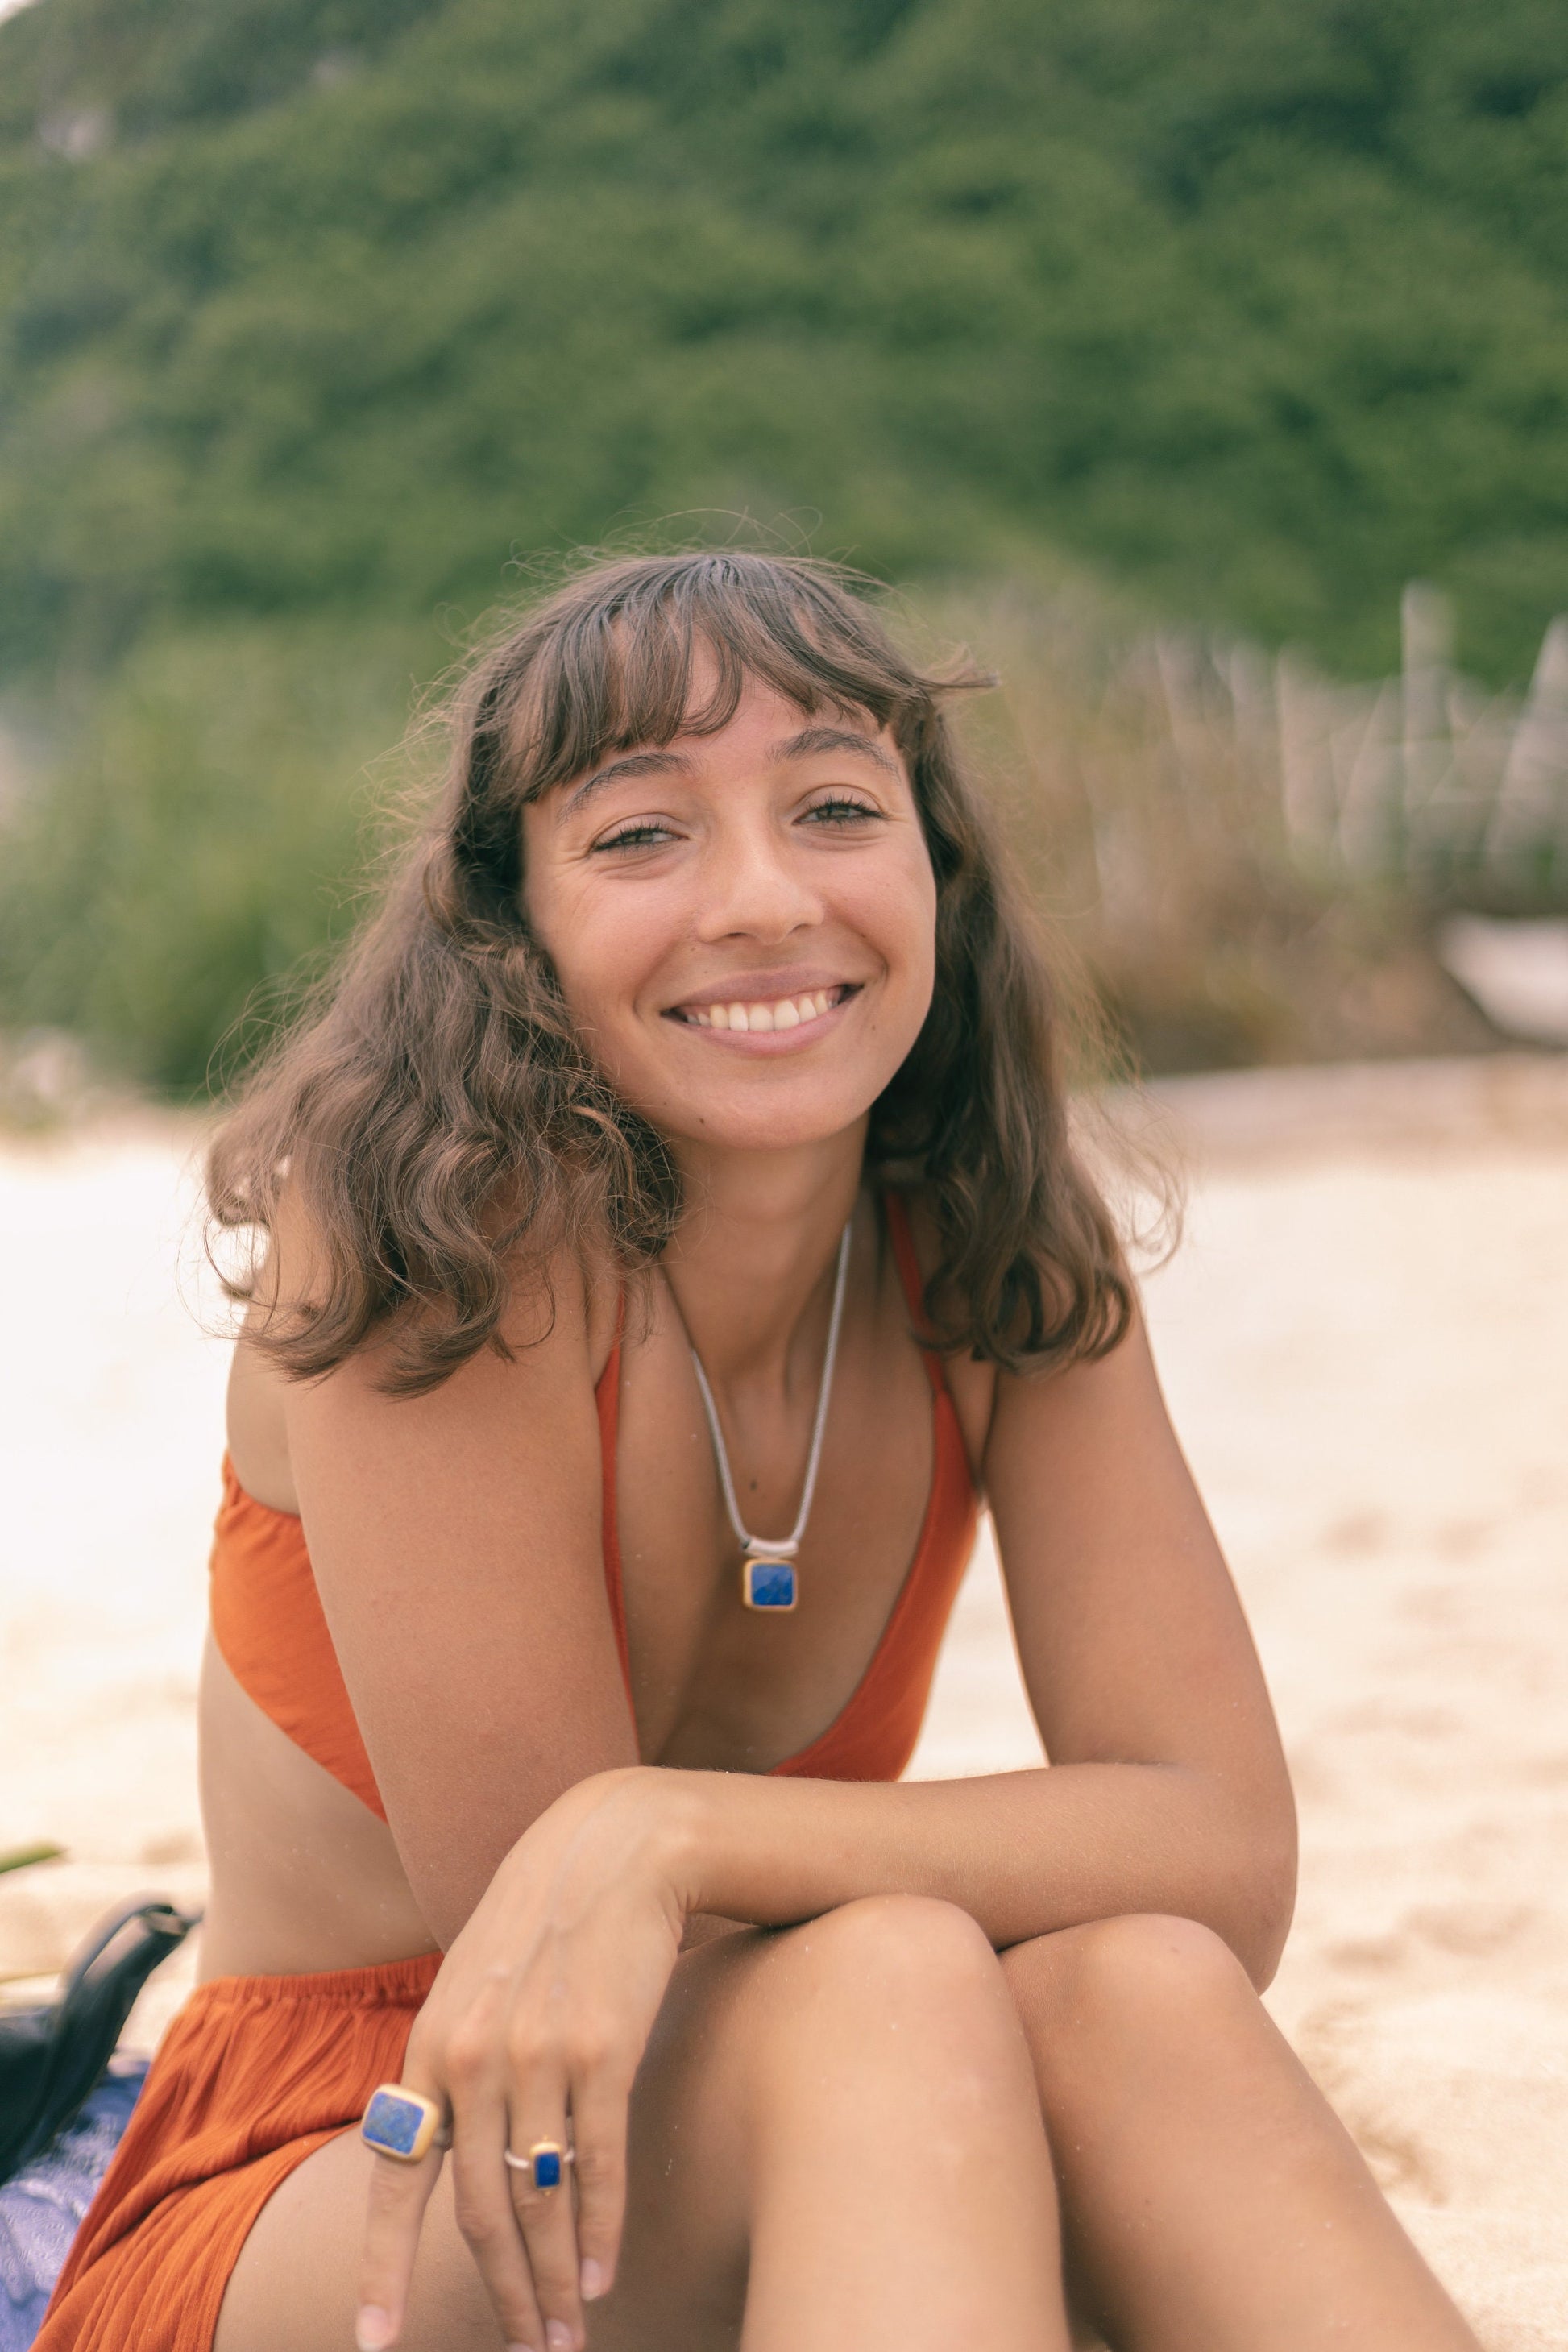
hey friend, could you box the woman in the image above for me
[39,552,1479,2352]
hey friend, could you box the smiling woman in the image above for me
[203,552,1126,1393]
[35,552,1481,2352]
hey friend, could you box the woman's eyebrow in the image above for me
[560,749,693,818]
[560,725,896,820]
[771,724,899,776]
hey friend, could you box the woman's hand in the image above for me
[355,1766,692,2352]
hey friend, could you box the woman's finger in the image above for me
[355,2087,446,2352]
[506,2085,585,2351]
[446,2085,549,2352]
[566,2062,631,2306]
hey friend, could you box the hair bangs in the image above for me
[500,553,944,803]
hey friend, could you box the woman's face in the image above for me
[521,668,937,1159]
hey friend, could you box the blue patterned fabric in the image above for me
[0,2063,147,2352]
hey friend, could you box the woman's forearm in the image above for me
[657,1761,1296,1989]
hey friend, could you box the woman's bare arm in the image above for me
[283,1187,1289,1978]
[276,1242,640,1948]
[989,1309,1297,1977]
[595,1317,1294,1989]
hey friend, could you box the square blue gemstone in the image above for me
[747,1560,796,1610]
[363,2089,421,2157]
[533,2147,562,2189]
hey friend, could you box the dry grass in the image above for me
[929,582,1566,1073]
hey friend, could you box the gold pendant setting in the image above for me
[740,1556,799,1611]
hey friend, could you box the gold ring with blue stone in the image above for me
[504,2138,573,2192]
[360,2084,450,2163]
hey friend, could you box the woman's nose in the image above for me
[697,825,823,942]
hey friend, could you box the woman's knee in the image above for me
[756,1895,1016,2071]
[1003,1912,1257,2072]
[746,1897,1043,2160]
[788,1894,1000,2006]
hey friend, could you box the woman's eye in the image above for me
[803,796,881,828]
[594,821,674,853]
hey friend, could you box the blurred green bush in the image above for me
[2,0,1564,1092]
[2,0,1566,687]
[0,620,430,1092]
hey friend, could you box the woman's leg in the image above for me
[216,1896,1070,2352]
[1002,1913,1482,2352]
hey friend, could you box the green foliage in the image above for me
[1,0,1566,684]
[2,0,1565,1089]
[0,620,429,1091]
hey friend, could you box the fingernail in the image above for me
[355,2309,395,2352]
[580,2257,605,2300]
[545,2324,573,2352]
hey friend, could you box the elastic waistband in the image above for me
[186,1947,442,2014]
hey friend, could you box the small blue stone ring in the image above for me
[504,2138,573,2192]
[361,2084,450,2164]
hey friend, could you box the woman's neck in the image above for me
[662,1125,869,1392]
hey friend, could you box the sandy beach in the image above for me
[2,1056,1566,2347]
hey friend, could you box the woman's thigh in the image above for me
[217,1897,1054,2352]
[214,1929,761,2352]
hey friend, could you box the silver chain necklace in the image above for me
[686,1218,852,1613]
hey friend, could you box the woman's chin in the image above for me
[596,1041,886,1157]
[649,1092,877,1164]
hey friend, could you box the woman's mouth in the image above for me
[666,983,856,1034]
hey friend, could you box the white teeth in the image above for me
[681,987,845,1029]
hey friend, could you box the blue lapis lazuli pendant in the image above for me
[741,1557,798,1611]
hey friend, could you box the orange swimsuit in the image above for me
[39,1193,977,2352]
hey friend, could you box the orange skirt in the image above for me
[35,1951,442,2352]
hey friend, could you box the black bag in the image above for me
[0,1897,197,2184]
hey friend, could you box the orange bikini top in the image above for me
[209,1194,978,1820]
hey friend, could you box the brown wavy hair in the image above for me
[207,550,1130,1392]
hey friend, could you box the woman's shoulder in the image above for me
[225,1183,620,1513]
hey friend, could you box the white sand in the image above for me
[3,1060,1566,2346]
